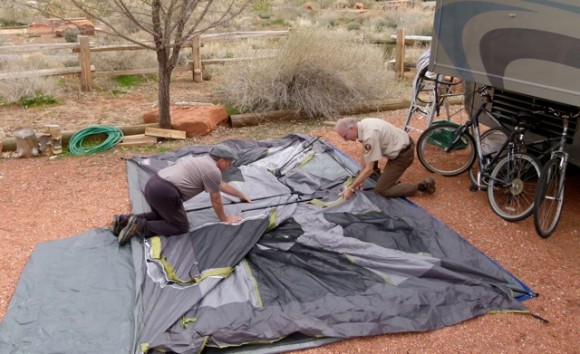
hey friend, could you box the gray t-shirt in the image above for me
[158,154,221,201]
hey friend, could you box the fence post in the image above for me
[191,36,202,83]
[395,28,406,79]
[78,35,92,91]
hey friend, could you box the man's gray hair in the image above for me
[335,117,357,131]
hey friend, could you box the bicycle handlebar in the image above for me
[533,107,580,120]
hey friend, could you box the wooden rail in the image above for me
[392,30,432,78]
[0,29,426,87]
[0,30,290,90]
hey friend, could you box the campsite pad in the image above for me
[0,134,535,354]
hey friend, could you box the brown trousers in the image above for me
[137,174,190,238]
[374,138,418,197]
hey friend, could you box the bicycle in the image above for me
[416,85,542,221]
[533,108,580,238]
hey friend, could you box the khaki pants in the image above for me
[374,138,418,197]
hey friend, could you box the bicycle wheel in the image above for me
[487,153,541,221]
[469,127,509,190]
[533,158,565,238]
[417,122,476,176]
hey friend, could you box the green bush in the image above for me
[0,18,26,27]
[347,21,360,31]
[63,28,79,43]
[253,0,273,13]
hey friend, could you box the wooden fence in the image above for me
[0,29,430,89]
[0,30,290,90]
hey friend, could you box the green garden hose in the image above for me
[68,126,124,156]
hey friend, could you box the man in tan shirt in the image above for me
[335,117,435,200]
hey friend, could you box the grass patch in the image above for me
[19,95,57,108]
[0,19,26,27]
[221,103,245,116]
[114,75,147,87]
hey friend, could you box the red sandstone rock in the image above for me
[143,105,229,137]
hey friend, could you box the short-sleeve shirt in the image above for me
[357,118,410,162]
[158,154,222,201]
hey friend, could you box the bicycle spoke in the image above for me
[488,154,540,221]
[417,123,475,176]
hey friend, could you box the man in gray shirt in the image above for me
[335,117,436,200]
[114,144,251,246]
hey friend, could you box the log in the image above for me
[340,99,411,115]
[229,100,412,128]
[1,123,159,152]
[229,110,302,128]
[14,128,39,158]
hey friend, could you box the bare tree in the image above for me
[18,0,251,128]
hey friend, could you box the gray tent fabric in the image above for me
[0,134,534,354]
[0,229,135,353]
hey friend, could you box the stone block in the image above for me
[143,105,229,137]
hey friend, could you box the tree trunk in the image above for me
[157,51,173,129]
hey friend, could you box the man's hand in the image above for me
[340,186,356,200]
[220,182,251,203]
[223,215,243,224]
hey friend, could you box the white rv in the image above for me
[429,0,580,165]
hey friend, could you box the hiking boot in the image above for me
[118,215,140,246]
[419,177,436,194]
[112,214,130,237]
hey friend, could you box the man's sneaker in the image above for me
[118,216,140,246]
[421,177,436,194]
[112,214,130,236]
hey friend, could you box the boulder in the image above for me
[27,22,53,34]
[143,105,229,137]
[55,19,96,36]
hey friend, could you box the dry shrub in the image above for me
[90,33,159,71]
[216,29,393,119]
[0,0,44,25]
[393,7,434,36]
[0,53,60,103]
[0,76,58,104]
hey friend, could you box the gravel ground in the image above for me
[0,85,578,353]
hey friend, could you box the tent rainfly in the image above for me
[0,134,535,354]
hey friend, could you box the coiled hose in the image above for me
[68,126,124,156]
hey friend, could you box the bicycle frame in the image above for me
[533,108,578,237]
[447,87,518,187]
[549,115,570,197]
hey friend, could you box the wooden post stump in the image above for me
[0,128,4,154]
[46,124,62,154]
[191,36,202,83]
[14,128,39,158]
[38,132,51,156]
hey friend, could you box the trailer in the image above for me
[429,0,580,166]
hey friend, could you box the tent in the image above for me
[0,134,535,354]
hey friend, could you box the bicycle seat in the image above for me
[514,112,536,131]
